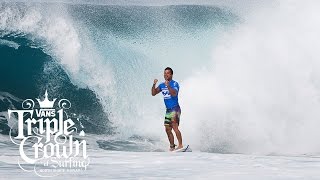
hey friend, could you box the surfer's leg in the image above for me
[164,109,175,150]
[165,125,175,150]
[172,122,183,149]
[172,106,183,149]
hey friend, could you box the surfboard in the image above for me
[173,145,192,152]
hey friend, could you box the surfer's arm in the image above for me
[151,84,161,96]
[167,85,177,97]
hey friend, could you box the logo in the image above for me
[8,90,90,177]
[162,89,171,99]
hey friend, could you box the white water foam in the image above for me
[180,0,320,155]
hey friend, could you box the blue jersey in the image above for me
[158,80,180,109]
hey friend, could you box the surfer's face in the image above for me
[164,70,172,81]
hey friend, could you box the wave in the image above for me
[0,2,236,152]
[2,1,318,155]
[0,33,112,135]
[181,0,320,155]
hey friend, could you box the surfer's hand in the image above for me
[165,80,169,86]
[153,79,158,85]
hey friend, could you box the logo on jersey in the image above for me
[162,88,171,99]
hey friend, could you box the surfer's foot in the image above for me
[175,145,183,150]
[169,144,176,151]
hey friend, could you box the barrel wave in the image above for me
[1,1,319,155]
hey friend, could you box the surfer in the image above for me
[151,67,183,151]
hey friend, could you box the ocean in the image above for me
[1,0,320,179]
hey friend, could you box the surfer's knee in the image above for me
[171,123,180,132]
[165,125,172,133]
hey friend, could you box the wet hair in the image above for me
[164,67,173,75]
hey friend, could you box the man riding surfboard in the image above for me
[151,67,183,151]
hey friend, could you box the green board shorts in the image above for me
[164,105,181,127]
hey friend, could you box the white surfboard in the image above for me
[173,145,192,152]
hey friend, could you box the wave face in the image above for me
[1,1,319,155]
[0,3,114,135]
